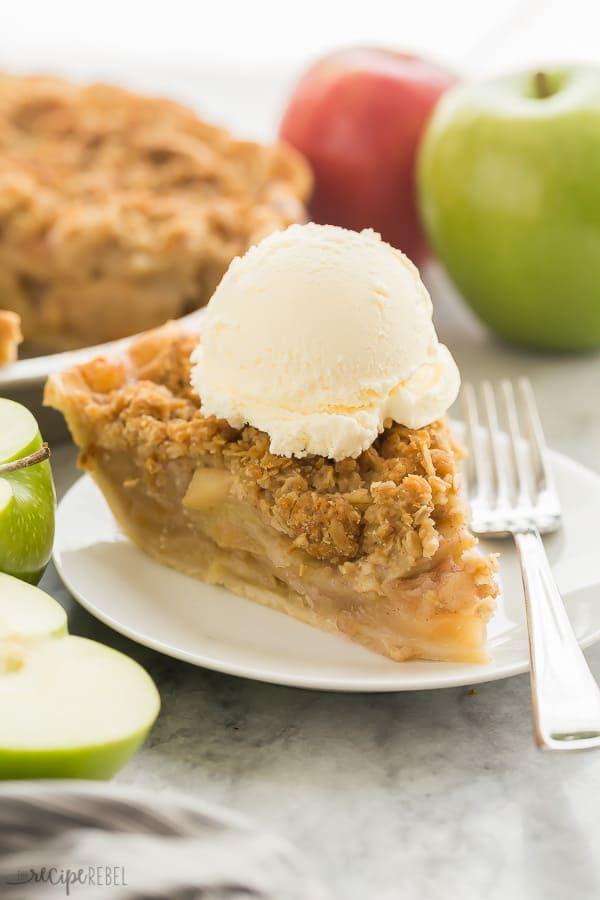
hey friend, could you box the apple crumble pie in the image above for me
[46,323,498,663]
[0,73,311,352]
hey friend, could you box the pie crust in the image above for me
[45,324,498,663]
[0,310,22,366]
[0,73,311,352]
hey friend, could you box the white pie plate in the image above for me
[0,309,207,391]
[54,444,600,692]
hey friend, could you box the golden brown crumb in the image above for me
[0,309,22,365]
[0,73,311,351]
[45,325,487,583]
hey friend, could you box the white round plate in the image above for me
[54,447,600,692]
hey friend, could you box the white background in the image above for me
[2,0,597,72]
[2,0,599,138]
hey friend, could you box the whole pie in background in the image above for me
[0,72,311,353]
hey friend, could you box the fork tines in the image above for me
[461,378,560,535]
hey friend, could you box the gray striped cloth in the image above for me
[0,783,327,900]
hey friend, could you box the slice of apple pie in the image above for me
[45,322,497,663]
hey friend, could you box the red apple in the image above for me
[280,47,457,264]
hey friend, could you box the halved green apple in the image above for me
[0,398,55,583]
[0,572,67,640]
[0,574,160,779]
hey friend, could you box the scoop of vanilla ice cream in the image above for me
[191,223,459,460]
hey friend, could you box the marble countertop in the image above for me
[34,277,600,900]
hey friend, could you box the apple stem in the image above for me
[0,443,51,474]
[533,71,552,99]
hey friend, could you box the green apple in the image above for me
[0,573,160,779]
[0,398,55,583]
[0,572,67,639]
[418,67,600,350]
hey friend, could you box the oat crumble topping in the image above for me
[47,326,475,572]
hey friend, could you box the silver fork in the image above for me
[462,378,600,751]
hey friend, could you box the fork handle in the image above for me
[515,527,600,750]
